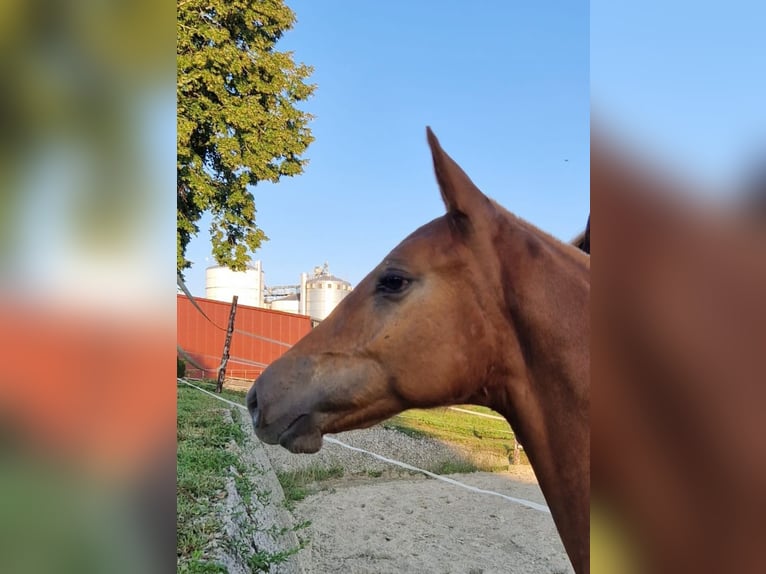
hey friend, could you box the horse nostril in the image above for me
[246,385,258,409]
[246,387,261,427]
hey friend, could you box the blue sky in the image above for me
[184,1,590,294]
[591,1,766,192]
[183,1,766,296]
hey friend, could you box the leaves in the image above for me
[177,0,315,272]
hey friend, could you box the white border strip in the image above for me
[447,406,507,421]
[177,378,549,515]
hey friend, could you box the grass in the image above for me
[276,465,345,509]
[383,405,528,469]
[429,459,480,475]
[179,377,523,543]
[177,380,305,573]
[187,378,525,471]
[177,386,242,571]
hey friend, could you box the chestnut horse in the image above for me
[247,128,590,573]
[591,132,766,574]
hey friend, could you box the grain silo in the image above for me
[270,294,300,314]
[205,261,264,308]
[304,262,352,321]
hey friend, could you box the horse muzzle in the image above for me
[246,364,325,453]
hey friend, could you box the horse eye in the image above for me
[377,274,410,294]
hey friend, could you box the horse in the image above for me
[590,131,766,574]
[247,128,590,574]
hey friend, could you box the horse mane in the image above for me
[489,199,591,264]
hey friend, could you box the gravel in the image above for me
[252,421,572,574]
[260,424,506,476]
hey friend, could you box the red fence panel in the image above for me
[177,294,311,384]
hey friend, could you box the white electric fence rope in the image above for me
[177,378,550,515]
[179,377,251,409]
[322,436,547,513]
[446,406,523,446]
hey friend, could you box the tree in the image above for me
[177,0,315,273]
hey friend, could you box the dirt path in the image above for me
[290,466,573,574]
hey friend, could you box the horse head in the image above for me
[247,128,590,573]
[248,128,586,452]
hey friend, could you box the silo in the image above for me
[299,272,308,315]
[270,294,300,314]
[205,261,264,307]
[304,263,352,321]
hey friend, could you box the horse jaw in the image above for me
[276,414,323,453]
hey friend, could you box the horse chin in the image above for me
[278,414,324,454]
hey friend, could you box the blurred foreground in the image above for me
[0,1,175,573]
[591,124,766,574]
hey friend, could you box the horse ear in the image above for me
[426,127,495,222]
[572,215,590,254]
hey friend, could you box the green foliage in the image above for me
[248,544,307,573]
[177,357,187,378]
[177,0,316,272]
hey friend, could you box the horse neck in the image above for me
[486,219,590,572]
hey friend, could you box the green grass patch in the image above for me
[383,406,528,469]
[381,421,429,439]
[276,465,345,509]
[177,386,240,571]
[177,381,297,573]
[429,459,479,474]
